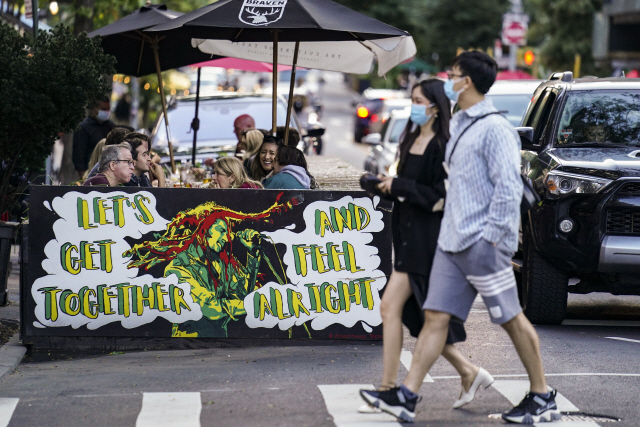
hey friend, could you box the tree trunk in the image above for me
[73,0,95,35]
[57,132,78,185]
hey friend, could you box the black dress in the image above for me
[389,134,466,342]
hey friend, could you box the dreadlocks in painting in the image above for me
[124,195,296,337]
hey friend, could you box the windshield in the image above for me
[153,98,295,149]
[388,118,408,143]
[486,94,531,127]
[556,90,640,147]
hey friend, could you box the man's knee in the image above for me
[422,309,451,329]
[380,295,401,321]
[501,312,531,333]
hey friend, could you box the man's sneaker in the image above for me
[359,386,419,423]
[502,389,562,424]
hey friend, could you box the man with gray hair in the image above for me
[83,143,134,186]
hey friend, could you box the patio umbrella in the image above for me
[89,2,221,172]
[191,57,292,72]
[496,70,534,80]
[146,0,416,142]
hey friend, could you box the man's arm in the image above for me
[72,126,89,176]
[482,124,523,244]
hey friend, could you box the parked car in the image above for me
[363,107,409,175]
[151,93,311,164]
[513,72,640,325]
[485,80,543,126]
[362,80,541,176]
[354,88,410,143]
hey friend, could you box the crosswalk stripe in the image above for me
[400,350,434,382]
[318,384,400,426]
[0,398,19,427]
[491,380,599,426]
[136,392,201,427]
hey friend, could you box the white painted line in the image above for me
[0,398,19,427]
[136,392,201,427]
[562,319,640,327]
[400,350,434,383]
[318,384,400,426]
[491,380,599,427]
[605,336,640,344]
[431,372,640,379]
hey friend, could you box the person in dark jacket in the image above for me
[263,145,311,189]
[360,79,492,413]
[73,96,116,179]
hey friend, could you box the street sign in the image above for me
[502,13,529,46]
[24,0,33,19]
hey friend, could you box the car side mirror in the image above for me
[515,127,539,151]
[306,125,325,137]
[362,133,382,145]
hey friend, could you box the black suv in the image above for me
[514,72,640,325]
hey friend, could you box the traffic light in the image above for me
[524,50,535,66]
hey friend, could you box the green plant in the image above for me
[0,23,115,217]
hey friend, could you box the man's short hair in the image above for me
[105,127,131,146]
[275,145,307,169]
[98,142,131,173]
[125,132,150,143]
[452,51,498,95]
[127,138,146,161]
[276,126,301,146]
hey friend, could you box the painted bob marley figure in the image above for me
[124,196,295,337]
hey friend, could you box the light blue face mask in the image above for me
[444,78,465,102]
[410,103,433,126]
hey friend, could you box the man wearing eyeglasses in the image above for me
[83,143,134,186]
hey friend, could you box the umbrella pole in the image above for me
[284,41,300,145]
[152,40,176,173]
[272,30,278,136]
[191,67,201,166]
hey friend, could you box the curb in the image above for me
[0,333,26,381]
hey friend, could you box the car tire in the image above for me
[519,225,568,325]
[354,130,364,143]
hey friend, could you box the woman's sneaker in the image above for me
[502,389,562,424]
[359,386,420,423]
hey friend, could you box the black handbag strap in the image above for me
[446,112,502,165]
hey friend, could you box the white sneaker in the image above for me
[357,404,382,413]
[452,367,494,409]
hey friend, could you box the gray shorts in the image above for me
[424,238,522,325]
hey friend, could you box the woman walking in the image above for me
[360,79,493,412]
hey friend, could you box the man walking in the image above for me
[360,51,560,424]
[73,96,116,179]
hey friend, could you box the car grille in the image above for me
[606,209,640,235]
[617,182,640,196]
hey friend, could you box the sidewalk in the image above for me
[306,155,364,190]
[0,245,26,380]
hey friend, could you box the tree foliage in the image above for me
[0,24,115,215]
[526,0,602,73]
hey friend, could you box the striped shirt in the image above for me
[438,98,523,253]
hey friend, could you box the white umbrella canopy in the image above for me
[192,36,416,77]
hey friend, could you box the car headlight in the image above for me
[545,171,612,197]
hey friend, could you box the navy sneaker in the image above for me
[359,386,419,423]
[502,389,562,424]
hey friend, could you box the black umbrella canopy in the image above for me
[145,0,409,42]
[89,4,217,77]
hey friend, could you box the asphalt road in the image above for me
[1,293,639,427]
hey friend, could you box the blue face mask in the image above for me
[444,78,465,102]
[410,103,433,126]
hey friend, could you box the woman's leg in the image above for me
[379,270,413,389]
[441,344,479,392]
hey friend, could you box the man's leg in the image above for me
[403,309,451,393]
[501,312,547,393]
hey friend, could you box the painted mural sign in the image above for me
[24,187,391,340]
